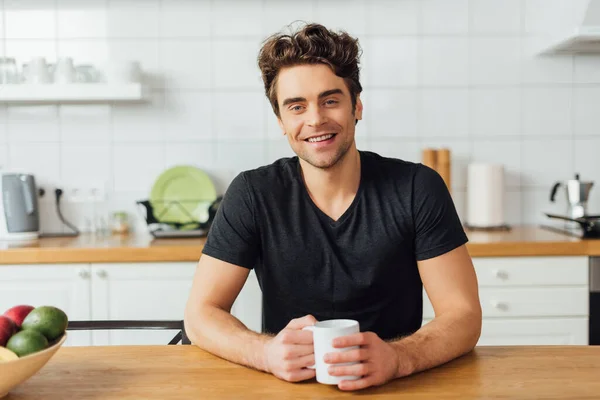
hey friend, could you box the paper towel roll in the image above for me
[466,163,505,228]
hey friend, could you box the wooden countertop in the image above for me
[10,345,600,399]
[0,226,599,265]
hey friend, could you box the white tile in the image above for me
[366,0,418,35]
[7,105,59,142]
[60,104,111,143]
[211,0,263,37]
[421,0,469,35]
[215,141,267,174]
[107,0,159,38]
[362,89,418,138]
[214,91,265,139]
[471,88,521,137]
[57,40,109,70]
[522,37,573,84]
[470,0,521,34]
[61,144,111,187]
[523,88,571,137]
[314,0,367,35]
[112,91,164,143]
[113,144,165,192]
[451,189,466,223]
[420,89,469,138]
[574,55,600,83]
[521,138,572,188]
[8,143,61,187]
[521,188,562,225]
[420,38,469,86]
[574,139,600,195]
[5,3,56,39]
[263,1,315,36]
[265,96,283,139]
[159,0,211,38]
[470,38,521,85]
[266,139,296,163]
[57,0,108,39]
[38,198,65,235]
[420,139,471,190]
[504,191,523,226]
[367,139,420,163]
[213,39,263,89]
[159,40,211,89]
[524,0,581,34]
[0,146,8,170]
[355,136,369,151]
[471,139,522,188]
[574,87,600,137]
[4,40,57,69]
[163,92,213,141]
[107,40,160,88]
[367,38,418,87]
[165,142,216,171]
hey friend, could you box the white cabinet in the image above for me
[0,262,264,347]
[90,263,197,346]
[423,256,590,345]
[0,264,92,346]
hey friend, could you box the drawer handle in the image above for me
[78,269,90,279]
[492,269,508,280]
[491,300,508,310]
[96,270,108,279]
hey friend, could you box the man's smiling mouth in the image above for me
[306,133,336,143]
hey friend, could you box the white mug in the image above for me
[24,57,51,84]
[302,319,361,385]
[54,57,76,83]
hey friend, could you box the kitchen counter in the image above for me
[10,344,600,399]
[0,226,599,264]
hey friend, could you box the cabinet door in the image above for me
[0,264,92,346]
[232,270,262,333]
[90,262,197,345]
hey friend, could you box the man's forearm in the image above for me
[389,310,482,378]
[184,305,271,372]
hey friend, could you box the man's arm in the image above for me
[390,244,482,375]
[184,254,268,371]
[326,244,481,391]
[184,254,317,381]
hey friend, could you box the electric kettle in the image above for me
[0,172,40,241]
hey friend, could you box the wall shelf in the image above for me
[0,83,148,103]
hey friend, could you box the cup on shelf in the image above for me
[53,57,77,84]
[75,65,101,83]
[23,57,52,84]
[0,57,19,84]
[104,60,141,84]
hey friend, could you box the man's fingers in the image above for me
[288,352,315,369]
[282,344,314,360]
[286,314,318,330]
[279,329,314,345]
[282,366,316,382]
[328,362,369,377]
[338,376,373,391]
[324,348,369,364]
[333,332,371,348]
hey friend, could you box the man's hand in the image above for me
[326,331,404,391]
[263,315,317,382]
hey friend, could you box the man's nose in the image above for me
[306,105,327,127]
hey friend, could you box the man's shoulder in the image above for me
[361,150,422,182]
[237,156,298,192]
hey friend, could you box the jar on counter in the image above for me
[110,211,130,235]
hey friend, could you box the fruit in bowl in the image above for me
[0,305,68,398]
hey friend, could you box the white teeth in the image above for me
[308,134,334,143]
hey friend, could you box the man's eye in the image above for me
[325,99,338,105]
[290,105,303,111]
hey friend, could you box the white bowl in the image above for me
[0,333,67,398]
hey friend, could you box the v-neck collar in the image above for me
[295,151,365,228]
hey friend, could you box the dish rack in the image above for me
[136,197,222,238]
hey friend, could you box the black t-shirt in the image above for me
[202,150,468,340]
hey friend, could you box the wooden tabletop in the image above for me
[10,345,600,399]
[0,226,599,265]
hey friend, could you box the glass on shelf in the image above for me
[0,57,19,84]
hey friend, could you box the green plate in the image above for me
[150,165,217,224]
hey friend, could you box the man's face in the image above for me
[275,64,363,169]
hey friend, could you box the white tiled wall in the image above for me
[1,0,600,234]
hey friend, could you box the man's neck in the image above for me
[299,146,361,220]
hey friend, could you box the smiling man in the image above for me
[184,23,482,391]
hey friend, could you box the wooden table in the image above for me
[10,345,600,399]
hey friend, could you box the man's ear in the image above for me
[277,117,286,136]
[354,94,363,121]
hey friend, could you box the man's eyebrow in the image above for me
[281,89,345,107]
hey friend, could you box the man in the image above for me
[184,23,481,392]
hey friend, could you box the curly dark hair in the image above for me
[257,22,363,118]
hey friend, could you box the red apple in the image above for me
[0,316,16,347]
[4,305,35,328]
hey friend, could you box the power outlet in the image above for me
[63,184,107,203]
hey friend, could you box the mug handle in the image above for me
[302,325,316,370]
